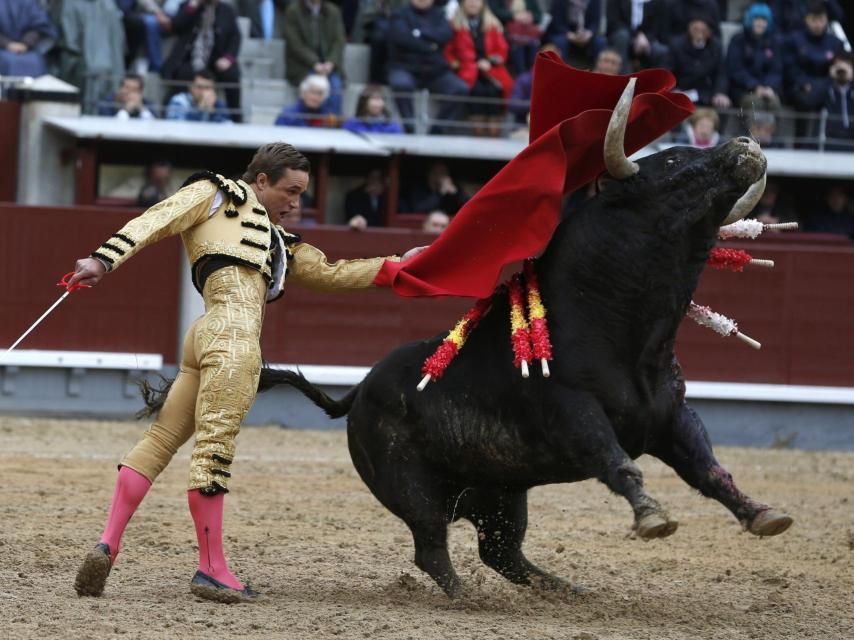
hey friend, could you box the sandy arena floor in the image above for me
[0,416,851,640]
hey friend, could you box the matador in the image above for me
[71,143,408,603]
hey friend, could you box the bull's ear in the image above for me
[596,173,616,193]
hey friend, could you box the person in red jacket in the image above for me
[445,0,513,136]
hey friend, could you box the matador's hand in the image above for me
[401,246,428,261]
[67,257,107,288]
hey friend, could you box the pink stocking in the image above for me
[187,489,243,590]
[98,466,152,564]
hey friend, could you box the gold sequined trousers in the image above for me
[121,265,267,492]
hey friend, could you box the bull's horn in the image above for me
[722,173,767,225]
[604,77,640,179]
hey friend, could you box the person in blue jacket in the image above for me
[727,3,783,110]
[823,52,854,150]
[785,0,844,112]
[274,74,337,127]
[544,0,606,67]
[342,86,404,134]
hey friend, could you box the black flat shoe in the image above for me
[74,543,112,597]
[190,570,260,604]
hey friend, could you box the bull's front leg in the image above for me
[552,389,678,539]
[650,404,793,536]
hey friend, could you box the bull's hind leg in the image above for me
[650,404,793,536]
[462,489,569,591]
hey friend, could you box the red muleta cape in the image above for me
[372,52,695,298]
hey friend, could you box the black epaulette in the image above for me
[181,171,248,206]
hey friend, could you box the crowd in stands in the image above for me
[5,0,852,145]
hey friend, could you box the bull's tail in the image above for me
[136,367,358,421]
[257,367,358,419]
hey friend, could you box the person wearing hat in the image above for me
[726,3,783,111]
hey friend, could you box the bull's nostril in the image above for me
[735,136,752,145]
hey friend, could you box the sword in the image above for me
[0,272,89,364]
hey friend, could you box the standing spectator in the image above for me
[116,0,176,73]
[0,0,57,76]
[346,168,388,228]
[670,18,731,109]
[727,3,783,111]
[387,0,470,134]
[592,47,622,75]
[606,0,670,73]
[823,52,854,150]
[342,86,404,133]
[398,161,469,214]
[545,0,606,68]
[802,182,854,237]
[353,0,407,83]
[165,70,232,121]
[137,160,174,207]
[487,0,543,74]
[769,0,845,34]
[97,73,157,119]
[668,0,721,40]
[161,0,243,122]
[446,0,513,137]
[55,0,125,109]
[422,209,450,233]
[785,0,844,113]
[283,0,346,116]
[274,73,337,126]
[677,107,721,147]
[235,0,286,39]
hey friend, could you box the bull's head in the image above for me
[601,78,767,230]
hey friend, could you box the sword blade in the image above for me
[0,291,71,363]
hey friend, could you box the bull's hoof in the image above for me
[748,509,793,537]
[635,513,679,540]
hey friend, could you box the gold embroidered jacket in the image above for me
[90,173,391,301]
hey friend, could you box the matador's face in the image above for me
[255,168,310,224]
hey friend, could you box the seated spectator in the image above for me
[422,209,450,233]
[668,0,721,41]
[115,0,176,73]
[97,74,156,119]
[677,107,721,148]
[137,160,174,207]
[346,168,388,229]
[355,0,408,83]
[235,0,286,39]
[802,182,854,237]
[0,0,56,76]
[487,0,543,75]
[727,3,783,111]
[508,42,558,127]
[545,0,606,68]
[275,74,337,127]
[824,52,854,150]
[398,162,469,214]
[769,0,845,34]
[785,0,844,112]
[161,0,243,122]
[387,0,470,134]
[446,0,513,137]
[166,70,232,121]
[342,86,404,134]
[749,111,785,148]
[592,47,622,75]
[55,0,126,108]
[283,0,346,116]
[606,0,669,73]
[670,18,731,109]
[748,178,797,225]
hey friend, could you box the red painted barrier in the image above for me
[1,204,853,386]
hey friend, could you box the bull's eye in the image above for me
[666,158,677,168]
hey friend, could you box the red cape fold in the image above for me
[373,52,695,298]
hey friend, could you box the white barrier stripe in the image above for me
[0,349,162,370]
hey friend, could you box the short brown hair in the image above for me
[242,143,311,183]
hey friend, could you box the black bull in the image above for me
[256,134,794,598]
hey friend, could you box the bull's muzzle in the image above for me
[721,137,767,225]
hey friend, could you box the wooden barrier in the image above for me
[1,204,853,386]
